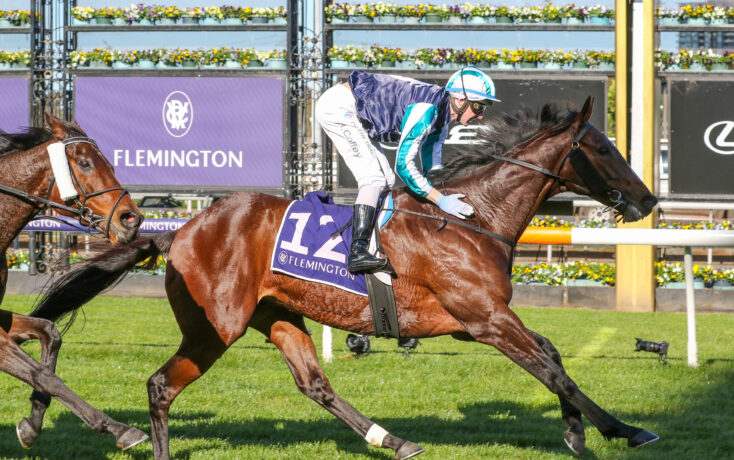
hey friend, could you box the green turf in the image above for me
[1,295,733,459]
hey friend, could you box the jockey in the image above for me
[315,66,500,274]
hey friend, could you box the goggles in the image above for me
[469,100,492,117]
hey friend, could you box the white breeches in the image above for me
[315,84,396,194]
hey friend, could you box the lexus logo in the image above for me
[162,91,193,138]
[703,121,734,155]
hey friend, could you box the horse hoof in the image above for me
[395,440,425,460]
[16,418,39,449]
[563,427,585,455]
[115,426,149,450]
[628,429,659,448]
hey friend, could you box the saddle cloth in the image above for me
[270,191,393,296]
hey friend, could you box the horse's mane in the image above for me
[0,123,85,156]
[430,102,577,182]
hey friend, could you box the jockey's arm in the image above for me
[394,103,442,202]
[395,104,474,219]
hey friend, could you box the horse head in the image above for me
[44,113,143,245]
[554,96,658,222]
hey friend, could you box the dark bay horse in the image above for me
[0,114,147,449]
[33,97,659,459]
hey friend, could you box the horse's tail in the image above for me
[30,231,177,331]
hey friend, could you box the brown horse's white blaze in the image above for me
[31,98,659,459]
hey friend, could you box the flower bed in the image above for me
[321,2,734,24]
[6,249,166,274]
[327,45,733,71]
[656,49,734,71]
[71,5,287,24]
[0,51,31,68]
[0,10,34,26]
[68,48,287,69]
[324,2,618,24]
[511,261,734,287]
[527,215,734,230]
[327,46,621,69]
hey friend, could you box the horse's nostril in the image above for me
[120,211,142,230]
[641,194,658,210]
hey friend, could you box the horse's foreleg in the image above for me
[5,312,62,448]
[0,328,148,450]
[250,306,424,460]
[528,329,585,454]
[462,304,658,450]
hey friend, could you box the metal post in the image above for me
[322,324,333,363]
[683,246,698,367]
[285,0,300,199]
[60,231,69,269]
[28,231,37,275]
[708,210,713,265]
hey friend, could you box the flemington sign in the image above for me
[669,79,734,197]
[74,76,285,189]
[0,78,30,131]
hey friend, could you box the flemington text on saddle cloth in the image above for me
[270,191,393,296]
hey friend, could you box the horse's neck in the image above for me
[0,147,53,250]
[468,134,567,243]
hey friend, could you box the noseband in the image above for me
[0,136,130,238]
[490,122,625,216]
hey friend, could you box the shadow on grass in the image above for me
[0,401,596,460]
[2,368,733,460]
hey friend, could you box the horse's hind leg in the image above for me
[3,310,62,448]
[146,321,230,459]
[529,329,585,455]
[250,304,424,460]
[0,327,148,450]
[459,302,658,450]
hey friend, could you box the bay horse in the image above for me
[0,114,147,450]
[33,97,660,459]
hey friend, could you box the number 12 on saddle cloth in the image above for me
[270,191,393,296]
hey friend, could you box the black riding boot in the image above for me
[348,204,387,274]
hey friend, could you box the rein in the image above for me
[0,136,129,238]
[383,208,516,248]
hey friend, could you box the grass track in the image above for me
[1,295,733,459]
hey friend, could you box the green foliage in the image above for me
[1,296,733,459]
[608,77,616,135]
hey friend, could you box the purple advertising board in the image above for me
[0,78,30,131]
[74,77,284,188]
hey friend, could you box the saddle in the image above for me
[270,191,401,338]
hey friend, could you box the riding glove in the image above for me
[436,193,474,220]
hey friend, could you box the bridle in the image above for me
[0,136,130,238]
[489,122,626,218]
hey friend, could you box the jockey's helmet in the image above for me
[446,66,501,103]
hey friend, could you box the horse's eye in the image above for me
[598,146,609,155]
[78,158,92,170]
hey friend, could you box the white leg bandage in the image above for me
[47,142,78,201]
[365,423,389,447]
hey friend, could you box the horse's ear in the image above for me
[580,96,594,123]
[70,118,87,135]
[44,112,67,139]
